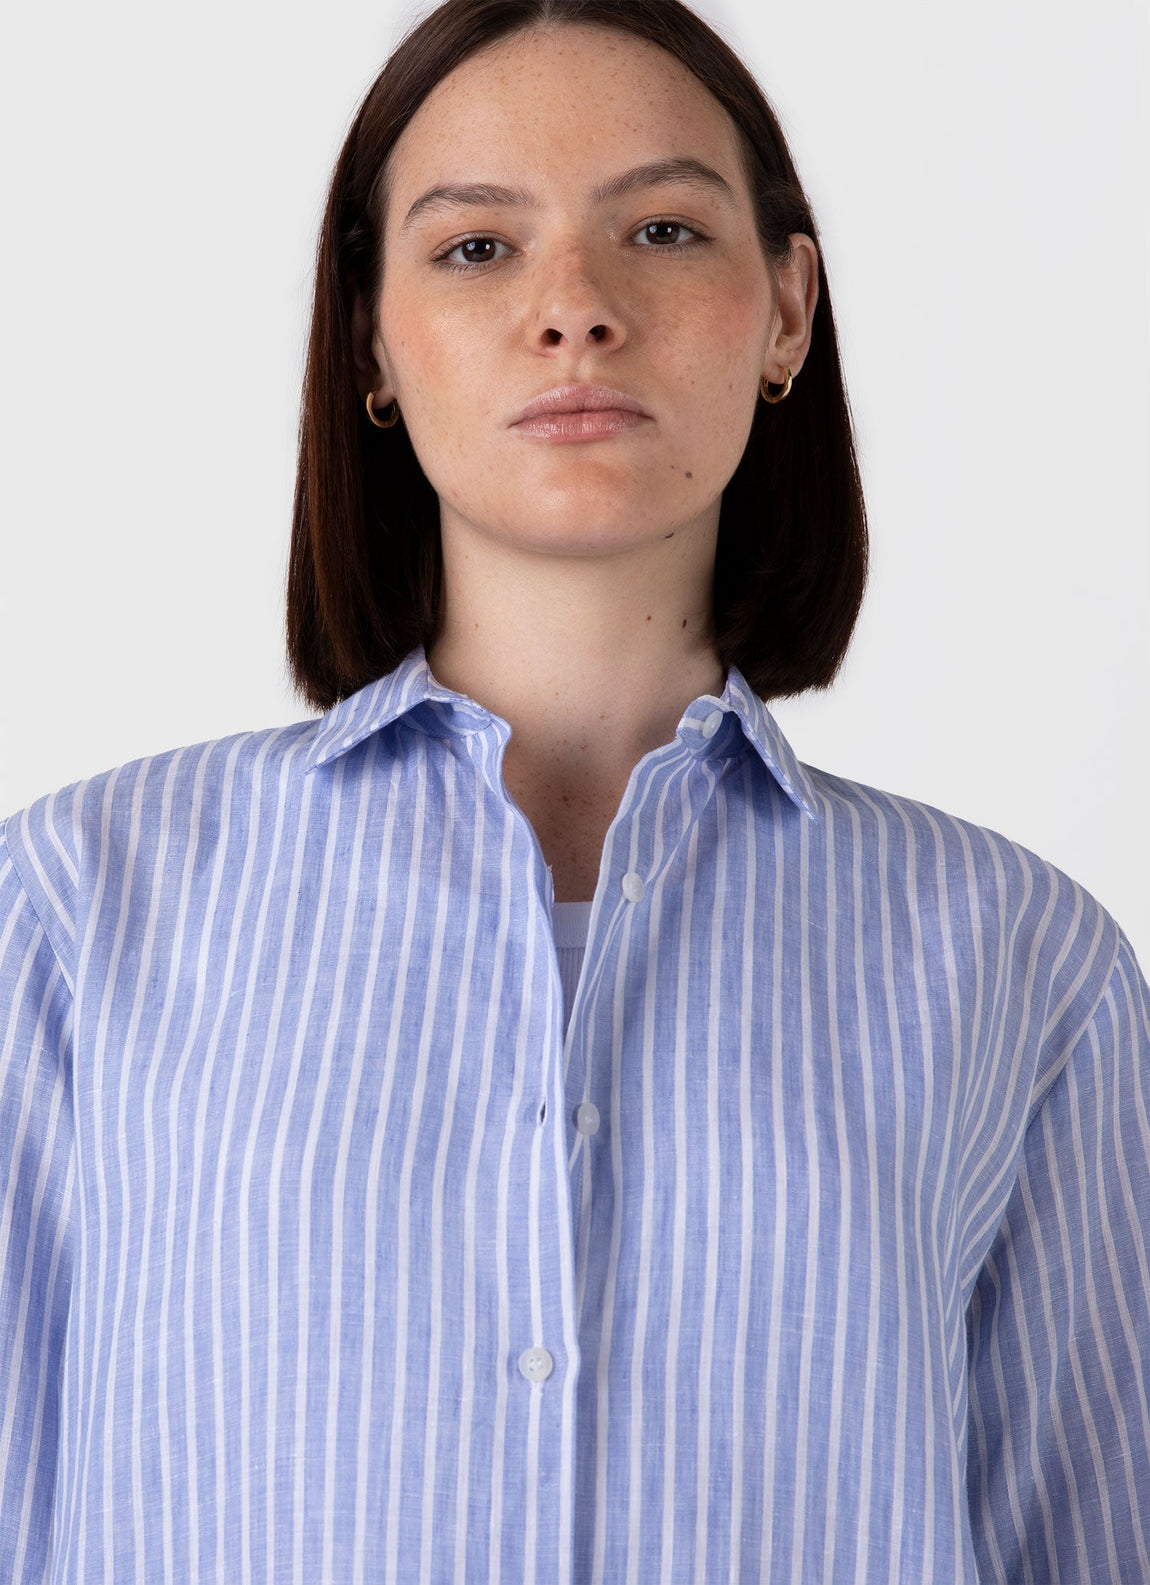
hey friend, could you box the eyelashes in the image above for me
[432,218,708,273]
[435,237,510,269]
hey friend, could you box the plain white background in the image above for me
[2,0,1148,960]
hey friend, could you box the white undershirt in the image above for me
[552,900,593,1033]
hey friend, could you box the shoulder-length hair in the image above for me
[286,0,868,711]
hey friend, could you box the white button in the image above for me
[575,1101,600,1135]
[621,871,644,903]
[702,709,724,740]
[519,1346,554,1383]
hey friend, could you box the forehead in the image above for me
[386,22,746,194]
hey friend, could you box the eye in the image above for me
[631,219,703,249]
[435,235,511,270]
[433,217,707,273]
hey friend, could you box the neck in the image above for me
[425,508,727,787]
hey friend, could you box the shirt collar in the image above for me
[713,664,820,820]
[303,645,819,821]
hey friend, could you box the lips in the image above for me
[510,383,651,425]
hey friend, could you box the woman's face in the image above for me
[366,22,815,560]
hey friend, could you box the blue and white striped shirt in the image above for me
[2,644,1148,1583]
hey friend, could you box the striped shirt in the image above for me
[2,642,1149,1584]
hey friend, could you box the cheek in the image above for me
[380,312,442,401]
[382,298,507,434]
[378,297,509,502]
[653,281,769,394]
[695,285,769,362]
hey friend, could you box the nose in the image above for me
[541,321,611,347]
[530,242,627,352]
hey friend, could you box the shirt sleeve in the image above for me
[0,819,76,1584]
[965,927,1150,1581]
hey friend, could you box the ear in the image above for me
[763,233,820,384]
[351,290,395,403]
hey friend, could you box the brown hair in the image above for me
[286,0,868,711]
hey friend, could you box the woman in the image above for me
[2,0,1147,1580]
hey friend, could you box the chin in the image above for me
[519,476,692,528]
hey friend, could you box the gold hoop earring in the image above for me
[366,391,400,429]
[760,368,792,404]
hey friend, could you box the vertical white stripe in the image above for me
[870,793,911,1584]
[726,761,758,1584]
[347,718,428,1580]
[1045,1047,1130,1573]
[113,751,188,1585]
[487,779,544,1585]
[624,765,678,1585]
[918,811,978,1573]
[589,787,642,1585]
[844,798,883,1580]
[419,756,486,1585]
[523,961,548,1585]
[253,760,320,1584]
[295,751,376,1585]
[256,747,352,1585]
[787,797,821,1583]
[450,772,516,1584]
[967,1257,1034,1580]
[661,780,704,1579]
[953,833,1015,1207]
[71,763,128,1585]
[817,795,853,1582]
[221,737,307,1585]
[179,743,249,1582]
[892,803,942,1578]
[758,801,789,1584]
[385,745,460,1583]
[348,725,421,1579]
[693,767,728,1584]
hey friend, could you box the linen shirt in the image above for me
[2,644,1148,1584]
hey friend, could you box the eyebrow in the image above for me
[399,156,737,233]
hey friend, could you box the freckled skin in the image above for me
[366,22,813,563]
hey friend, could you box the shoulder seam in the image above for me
[0,814,75,993]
